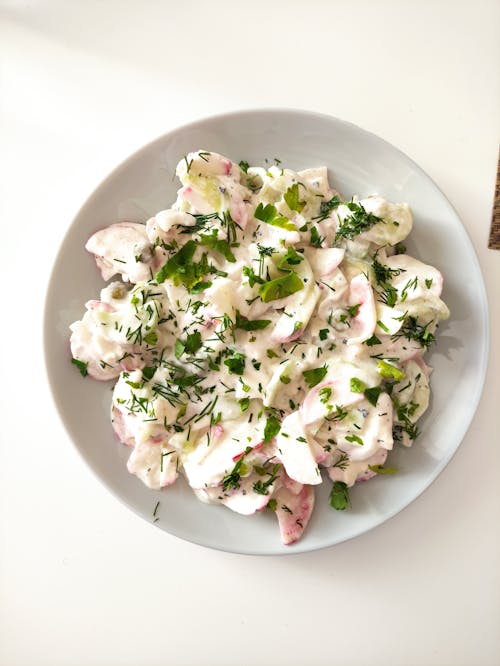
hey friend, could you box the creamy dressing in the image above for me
[69,150,449,545]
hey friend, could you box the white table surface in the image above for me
[1,2,499,665]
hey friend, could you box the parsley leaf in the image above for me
[175,331,203,358]
[254,202,296,231]
[142,366,156,381]
[263,415,281,443]
[235,310,271,331]
[238,160,250,173]
[224,353,246,375]
[283,183,305,212]
[345,434,364,446]
[239,397,250,412]
[277,246,304,269]
[302,364,328,388]
[347,303,361,317]
[350,377,367,393]
[377,360,406,381]
[199,230,236,262]
[242,266,265,287]
[365,334,381,346]
[364,386,382,407]
[155,241,211,291]
[258,271,304,302]
[310,226,325,247]
[329,481,351,510]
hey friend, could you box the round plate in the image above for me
[44,109,489,555]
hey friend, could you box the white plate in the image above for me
[44,109,489,555]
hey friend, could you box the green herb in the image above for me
[335,201,383,243]
[174,340,185,359]
[345,434,364,446]
[143,331,158,346]
[71,357,88,377]
[142,366,156,381]
[263,415,281,443]
[347,303,361,317]
[377,360,406,381]
[224,353,246,375]
[332,452,349,470]
[242,265,265,287]
[221,446,252,492]
[277,246,304,269]
[329,481,351,510]
[155,241,212,292]
[302,364,328,388]
[235,310,271,331]
[238,160,250,173]
[152,501,160,519]
[368,464,398,475]
[425,278,433,289]
[318,386,332,403]
[239,397,250,412]
[313,195,342,222]
[253,463,281,495]
[280,375,291,384]
[365,334,381,346]
[254,202,296,231]
[394,243,406,254]
[199,230,236,262]
[377,320,390,333]
[378,283,398,308]
[319,328,329,341]
[185,331,202,354]
[267,499,277,512]
[401,277,418,302]
[392,397,419,440]
[372,256,404,284]
[310,226,325,247]
[258,271,304,302]
[393,316,436,350]
[283,183,305,212]
[350,377,367,393]
[325,404,348,422]
[364,386,382,407]
[266,349,278,358]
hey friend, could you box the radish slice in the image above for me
[127,441,178,490]
[346,273,376,345]
[272,285,320,342]
[86,222,153,283]
[111,406,136,447]
[333,393,394,461]
[328,448,388,486]
[303,247,345,277]
[274,484,315,545]
[275,412,322,485]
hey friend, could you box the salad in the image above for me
[69,150,449,545]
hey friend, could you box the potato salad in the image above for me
[69,150,449,545]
